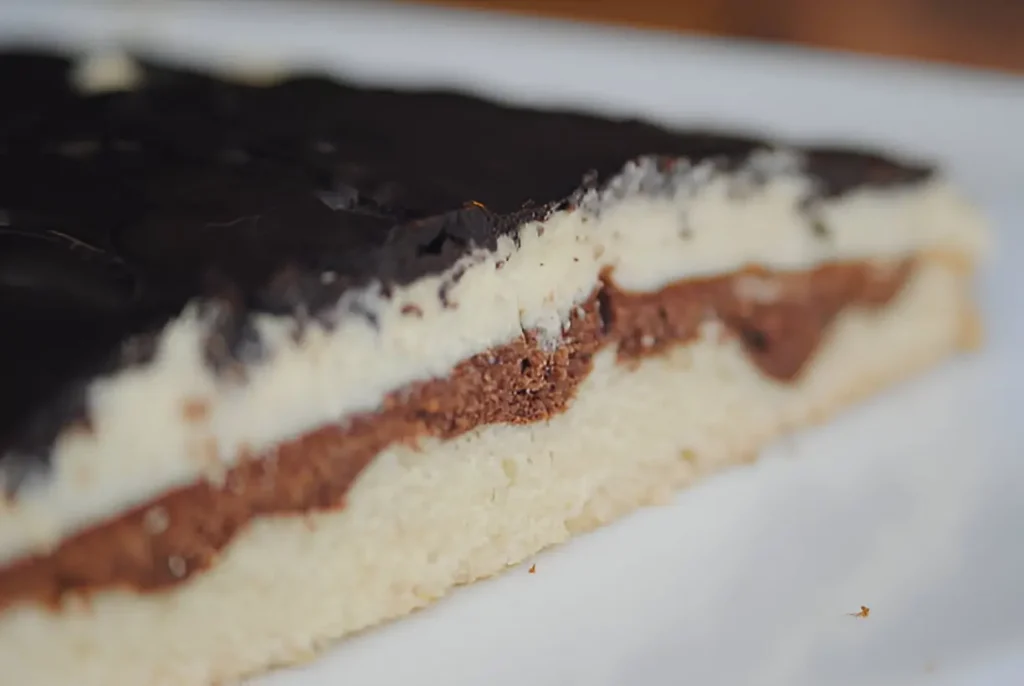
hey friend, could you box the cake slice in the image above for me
[0,51,988,686]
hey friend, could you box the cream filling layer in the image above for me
[0,257,970,686]
[0,157,987,564]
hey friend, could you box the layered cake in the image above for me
[0,51,988,685]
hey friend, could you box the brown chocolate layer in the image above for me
[0,259,912,610]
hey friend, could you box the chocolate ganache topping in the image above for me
[0,50,933,484]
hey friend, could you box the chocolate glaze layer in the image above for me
[0,259,911,608]
[0,50,932,480]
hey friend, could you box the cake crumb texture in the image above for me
[0,255,975,686]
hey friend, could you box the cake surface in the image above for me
[0,50,987,686]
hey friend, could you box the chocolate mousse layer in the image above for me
[0,258,911,610]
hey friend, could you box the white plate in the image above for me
[3,3,1023,685]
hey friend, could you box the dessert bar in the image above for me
[0,51,988,686]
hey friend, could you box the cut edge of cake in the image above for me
[0,249,979,686]
[0,154,987,565]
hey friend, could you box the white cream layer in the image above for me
[0,155,988,564]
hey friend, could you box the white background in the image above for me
[1,3,1022,685]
